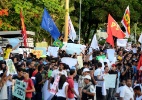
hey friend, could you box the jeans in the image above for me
[35,92,42,100]
[108,88,115,100]
[7,86,12,100]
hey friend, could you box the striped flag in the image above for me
[20,9,27,47]
[121,6,130,38]
[68,16,76,42]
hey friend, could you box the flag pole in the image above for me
[134,23,137,43]
[64,0,69,43]
[79,0,82,44]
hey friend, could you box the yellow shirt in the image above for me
[4,49,12,60]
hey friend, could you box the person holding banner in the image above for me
[23,69,35,100]
[3,43,20,60]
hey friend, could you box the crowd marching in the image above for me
[0,41,142,100]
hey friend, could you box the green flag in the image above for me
[53,39,64,48]
[96,55,106,61]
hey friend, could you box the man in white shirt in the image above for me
[48,62,67,90]
[120,79,134,100]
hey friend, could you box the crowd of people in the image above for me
[0,43,142,100]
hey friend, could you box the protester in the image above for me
[56,75,68,100]
[120,79,134,100]
[133,86,142,100]
[23,69,35,100]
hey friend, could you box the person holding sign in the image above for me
[23,69,35,100]
[3,43,20,60]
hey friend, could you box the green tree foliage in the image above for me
[73,0,142,43]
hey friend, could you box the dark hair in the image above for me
[104,62,107,65]
[98,62,102,68]
[70,69,75,75]
[134,86,141,91]
[38,64,44,71]
[126,63,132,68]
[58,75,66,89]
[5,44,12,50]
[77,69,82,75]
[104,66,109,70]
[17,68,23,72]
[23,52,27,55]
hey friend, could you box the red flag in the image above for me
[106,14,114,47]
[108,14,125,39]
[137,54,142,70]
[20,9,27,47]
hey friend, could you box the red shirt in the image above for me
[67,76,74,98]
[24,79,34,98]
[32,70,38,77]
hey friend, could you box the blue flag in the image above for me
[41,8,60,40]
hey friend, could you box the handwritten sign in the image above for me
[104,74,116,88]
[32,50,43,58]
[50,76,60,95]
[107,49,115,62]
[6,59,17,75]
[13,79,26,100]
[61,57,77,68]
[77,56,83,68]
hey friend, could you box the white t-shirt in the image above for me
[56,82,68,98]
[51,69,67,79]
[120,85,134,100]
[136,95,142,100]
[94,68,102,77]
[116,85,125,93]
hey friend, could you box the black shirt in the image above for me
[12,75,24,81]
[35,72,43,92]
[28,68,35,78]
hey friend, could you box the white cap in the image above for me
[84,75,91,80]
[83,68,90,73]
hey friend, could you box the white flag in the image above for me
[138,33,142,44]
[90,34,99,49]
[68,16,76,42]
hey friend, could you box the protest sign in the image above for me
[74,82,79,97]
[53,39,64,48]
[31,50,43,58]
[117,39,128,47]
[61,57,77,68]
[126,43,132,51]
[48,46,59,57]
[13,79,26,100]
[50,76,60,95]
[8,38,20,49]
[77,56,83,68]
[104,74,116,88]
[34,47,47,56]
[107,49,115,62]
[6,59,17,75]
[36,42,48,48]
[66,43,82,55]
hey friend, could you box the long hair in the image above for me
[58,75,66,89]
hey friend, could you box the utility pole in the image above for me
[64,0,69,43]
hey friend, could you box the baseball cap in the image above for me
[84,75,91,80]
[83,68,90,73]
[112,64,116,67]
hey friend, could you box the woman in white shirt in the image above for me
[56,75,68,100]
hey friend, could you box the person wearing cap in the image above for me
[23,69,35,100]
[78,68,90,97]
[82,75,95,100]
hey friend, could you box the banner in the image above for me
[50,76,60,95]
[107,49,115,62]
[34,47,47,56]
[117,39,128,47]
[31,50,43,58]
[48,46,59,57]
[77,56,83,68]
[8,38,20,49]
[36,42,48,48]
[61,57,77,68]
[104,74,116,88]
[66,43,82,55]
[6,59,17,75]
[53,39,64,48]
[13,79,26,100]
